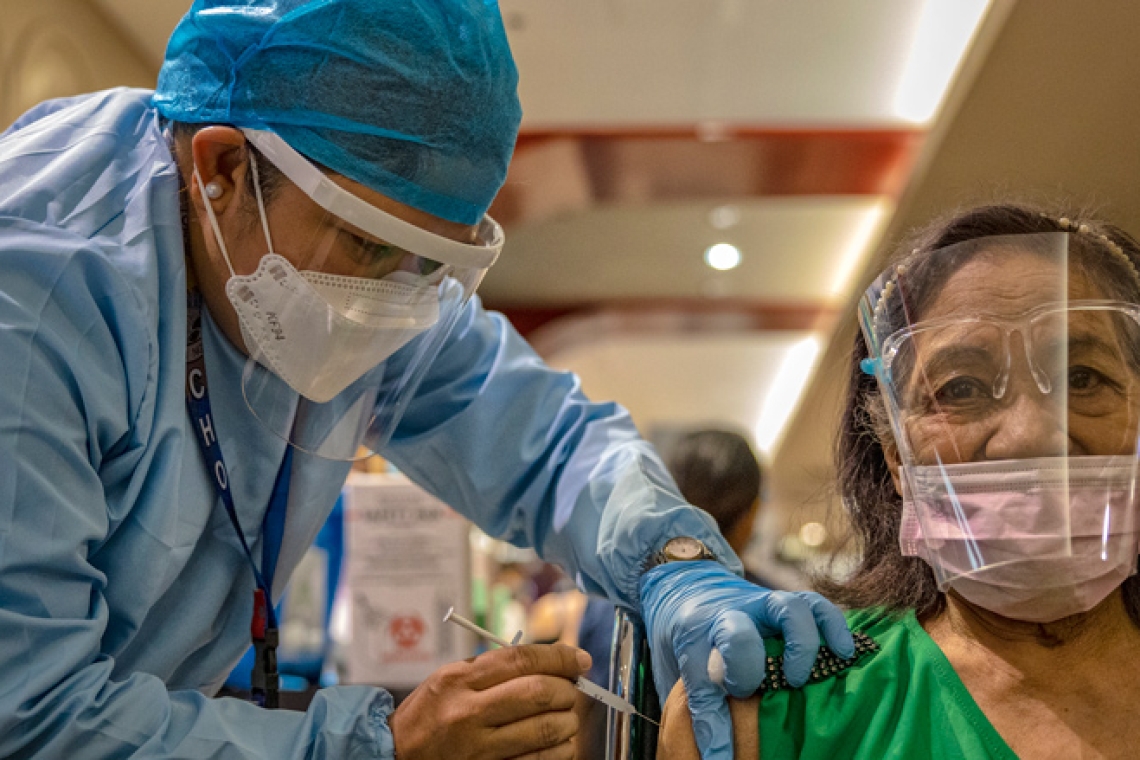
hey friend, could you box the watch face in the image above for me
[666,537,703,560]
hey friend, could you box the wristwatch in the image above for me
[644,536,718,572]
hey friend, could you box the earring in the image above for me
[205,182,224,200]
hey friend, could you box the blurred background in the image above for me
[4,0,1140,712]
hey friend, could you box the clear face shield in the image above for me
[195,129,504,461]
[859,232,1140,621]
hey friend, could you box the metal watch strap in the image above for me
[643,537,717,572]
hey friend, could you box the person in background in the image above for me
[657,203,1140,759]
[661,430,772,587]
[575,429,772,757]
[0,2,851,758]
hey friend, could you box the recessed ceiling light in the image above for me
[704,243,741,271]
[708,205,741,230]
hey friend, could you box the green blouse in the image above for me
[756,608,1019,760]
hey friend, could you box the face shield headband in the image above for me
[857,231,1140,622]
[240,129,504,270]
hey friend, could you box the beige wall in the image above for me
[0,0,155,128]
[887,0,1140,244]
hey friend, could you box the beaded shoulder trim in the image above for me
[756,631,879,694]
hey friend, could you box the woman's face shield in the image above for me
[230,129,504,461]
[859,233,1140,591]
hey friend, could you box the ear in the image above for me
[189,126,252,217]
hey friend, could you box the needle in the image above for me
[443,606,659,726]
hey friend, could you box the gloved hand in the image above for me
[640,561,854,760]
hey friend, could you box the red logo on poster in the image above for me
[390,614,427,650]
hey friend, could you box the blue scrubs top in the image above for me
[0,89,736,759]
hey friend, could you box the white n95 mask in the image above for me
[224,254,439,403]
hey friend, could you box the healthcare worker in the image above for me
[0,2,853,758]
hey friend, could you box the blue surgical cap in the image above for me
[154,0,522,225]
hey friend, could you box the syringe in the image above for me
[443,607,659,726]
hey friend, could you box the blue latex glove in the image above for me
[640,561,855,760]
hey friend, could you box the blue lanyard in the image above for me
[184,289,291,708]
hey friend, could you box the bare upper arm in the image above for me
[657,681,761,760]
[657,681,700,760]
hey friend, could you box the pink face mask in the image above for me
[900,455,1140,623]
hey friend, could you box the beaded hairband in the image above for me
[1053,216,1140,285]
[870,261,909,327]
[869,217,1140,325]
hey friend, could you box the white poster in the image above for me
[342,473,473,688]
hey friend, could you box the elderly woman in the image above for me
[657,203,1140,760]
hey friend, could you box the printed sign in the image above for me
[341,473,473,688]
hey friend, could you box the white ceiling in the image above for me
[481,196,891,305]
[93,0,989,128]
[503,0,940,127]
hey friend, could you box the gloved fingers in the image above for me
[680,647,735,760]
[761,591,822,687]
[800,591,855,658]
[710,610,765,699]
